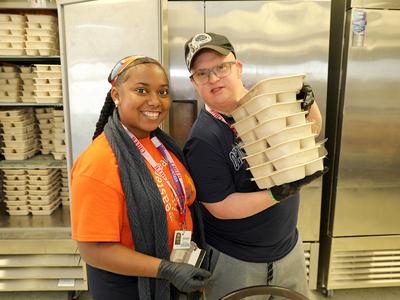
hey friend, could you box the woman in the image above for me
[71,55,210,300]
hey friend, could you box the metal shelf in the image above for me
[0,154,66,169]
[0,102,63,106]
[0,56,60,64]
[0,205,71,240]
[0,0,56,10]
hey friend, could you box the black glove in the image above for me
[157,260,211,293]
[296,84,315,115]
[270,166,328,202]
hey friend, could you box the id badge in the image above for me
[170,241,206,268]
[173,230,192,250]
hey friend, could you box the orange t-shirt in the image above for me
[71,132,196,251]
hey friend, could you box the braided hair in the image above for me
[92,90,115,140]
[91,57,168,141]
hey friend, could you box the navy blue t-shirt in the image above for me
[184,108,299,263]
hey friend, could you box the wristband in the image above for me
[267,189,279,205]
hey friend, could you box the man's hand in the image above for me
[270,167,328,202]
[157,260,211,293]
[297,84,315,115]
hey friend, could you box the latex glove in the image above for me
[297,84,315,115]
[269,167,328,202]
[157,260,211,293]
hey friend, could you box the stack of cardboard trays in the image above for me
[0,108,39,160]
[0,13,26,56]
[231,74,327,189]
[2,168,62,216]
[0,65,22,103]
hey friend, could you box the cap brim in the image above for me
[189,45,232,69]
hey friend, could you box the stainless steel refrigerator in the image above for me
[168,0,331,290]
[319,0,400,294]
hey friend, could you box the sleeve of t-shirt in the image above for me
[71,175,125,242]
[184,137,235,203]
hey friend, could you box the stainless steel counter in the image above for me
[0,206,71,240]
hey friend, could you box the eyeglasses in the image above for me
[190,61,236,84]
[108,55,144,86]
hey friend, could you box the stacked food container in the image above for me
[0,12,59,56]
[0,14,26,56]
[60,168,70,206]
[35,107,55,155]
[0,108,39,160]
[0,65,21,103]
[2,168,62,216]
[25,14,59,56]
[20,64,62,104]
[52,108,67,160]
[231,74,327,189]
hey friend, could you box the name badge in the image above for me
[173,230,192,249]
[170,240,206,268]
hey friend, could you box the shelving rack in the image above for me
[0,0,87,294]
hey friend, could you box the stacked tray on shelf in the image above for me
[0,65,21,103]
[0,13,59,56]
[0,13,26,56]
[25,14,59,56]
[0,108,40,160]
[33,107,66,159]
[20,64,62,103]
[2,169,29,215]
[26,168,61,215]
[60,167,69,206]
[35,107,54,154]
[52,108,66,160]
[230,74,327,189]
[2,168,63,216]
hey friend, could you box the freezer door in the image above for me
[58,0,165,164]
[168,1,204,103]
[205,0,331,242]
[167,1,204,147]
[333,8,400,236]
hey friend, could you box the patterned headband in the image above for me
[108,55,145,86]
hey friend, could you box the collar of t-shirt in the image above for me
[205,105,236,133]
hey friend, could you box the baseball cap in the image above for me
[184,32,236,70]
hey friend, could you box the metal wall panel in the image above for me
[205,0,331,242]
[333,8,400,236]
[58,0,164,164]
[167,1,204,108]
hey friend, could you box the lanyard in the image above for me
[125,129,187,226]
[205,105,237,135]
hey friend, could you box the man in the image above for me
[183,32,326,299]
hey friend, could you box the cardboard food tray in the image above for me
[7,208,30,216]
[28,190,60,202]
[4,195,28,201]
[3,148,37,160]
[52,152,66,160]
[28,184,60,196]
[3,169,26,175]
[0,108,32,117]
[5,200,29,206]
[34,96,62,104]
[4,184,27,191]
[3,179,27,186]
[29,196,60,207]
[28,173,60,185]
[4,189,28,196]
[26,168,59,176]
[30,199,61,215]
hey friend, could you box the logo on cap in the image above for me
[186,33,212,68]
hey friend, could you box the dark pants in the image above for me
[87,264,139,300]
